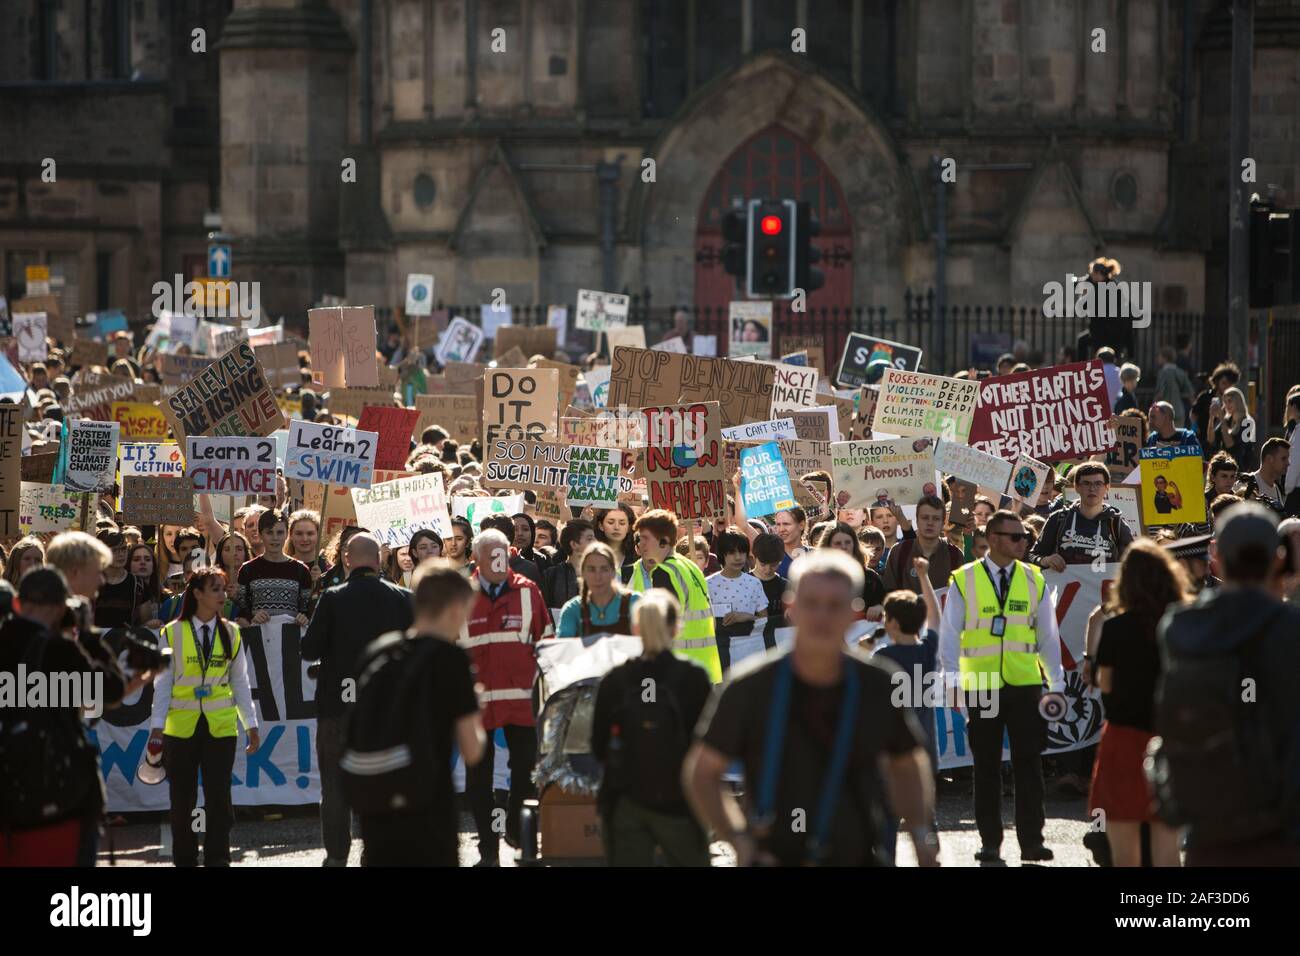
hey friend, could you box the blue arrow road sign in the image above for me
[208,244,231,278]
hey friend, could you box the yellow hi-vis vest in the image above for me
[630,553,721,683]
[162,619,244,739]
[950,559,1046,692]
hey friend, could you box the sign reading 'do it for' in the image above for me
[483,368,559,445]
[185,436,278,495]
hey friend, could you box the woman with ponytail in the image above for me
[149,567,260,867]
[590,589,713,866]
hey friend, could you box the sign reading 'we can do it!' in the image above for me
[483,368,559,445]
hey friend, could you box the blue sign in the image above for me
[88,309,128,340]
[739,440,797,518]
[208,244,232,279]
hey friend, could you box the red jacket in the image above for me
[461,571,553,729]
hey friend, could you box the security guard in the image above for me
[150,567,260,867]
[628,509,721,682]
[938,509,1067,863]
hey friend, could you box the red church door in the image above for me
[693,125,854,364]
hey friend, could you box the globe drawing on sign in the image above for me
[1013,465,1037,499]
[592,381,609,406]
[411,283,428,303]
[672,444,699,469]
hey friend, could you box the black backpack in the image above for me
[0,631,101,829]
[606,661,691,810]
[1149,610,1287,845]
[340,632,442,816]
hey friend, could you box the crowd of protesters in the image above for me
[3,284,1300,869]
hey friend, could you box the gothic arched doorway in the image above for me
[693,125,854,363]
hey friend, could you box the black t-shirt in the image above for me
[1095,611,1161,732]
[759,575,788,641]
[414,636,480,831]
[94,573,138,628]
[698,649,924,866]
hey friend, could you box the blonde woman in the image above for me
[590,590,713,866]
[3,536,45,588]
[555,542,639,639]
[1209,386,1258,472]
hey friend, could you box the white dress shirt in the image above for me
[937,556,1065,693]
[151,616,259,732]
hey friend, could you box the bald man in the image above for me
[302,530,415,866]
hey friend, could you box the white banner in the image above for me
[92,618,320,811]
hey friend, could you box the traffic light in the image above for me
[795,200,825,294]
[722,207,748,282]
[1249,199,1295,308]
[748,198,795,297]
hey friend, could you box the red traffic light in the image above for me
[760,215,783,235]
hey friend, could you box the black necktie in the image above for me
[201,623,212,664]
[998,568,1010,603]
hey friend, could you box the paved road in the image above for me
[96,779,1096,867]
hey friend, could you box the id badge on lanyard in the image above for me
[990,615,1007,637]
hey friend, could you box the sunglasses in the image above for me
[988,531,1027,542]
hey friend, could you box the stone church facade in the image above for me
[3,0,1299,337]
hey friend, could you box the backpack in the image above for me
[340,632,442,816]
[605,661,691,810]
[1149,610,1287,845]
[0,631,100,829]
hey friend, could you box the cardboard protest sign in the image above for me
[530,358,580,413]
[483,367,559,444]
[856,385,879,439]
[876,368,980,442]
[639,402,726,520]
[309,306,378,388]
[0,407,19,538]
[415,394,478,445]
[161,353,216,387]
[185,436,278,496]
[285,420,378,489]
[255,341,302,390]
[1006,453,1053,505]
[14,312,48,362]
[405,274,435,316]
[831,438,938,510]
[790,407,834,441]
[122,476,196,527]
[495,325,558,360]
[967,361,1113,462]
[559,414,643,448]
[494,346,529,369]
[164,341,283,441]
[1101,415,1144,481]
[575,289,630,332]
[111,402,168,441]
[722,418,798,443]
[326,386,395,422]
[119,442,184,477]
[729,301,773,359]
[357,405,420,470]
[565,446,624,509]
[13,295,71,344]
[1139,444,1207,526]
[780,335,826,376]
[836,333,923,388]
[435,317,485,365]
[404,311,447,352]
[935,439,1013,491]
[534,487,567,522]
[604,325,645,354]
[65,420,120,493]
[483,439,573,495]
[740,441,797,517]
[20,451,59,484]
[454,494,525,529]
[584,366,612,408]
[771,364,819,414]
[69,339,109,369]
[609,347,775,430]
[350,473,453,546]
[19,482,81,535]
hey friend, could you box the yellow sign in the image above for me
[111,402,169,441]
[1139,443,1207,526]
[192,278,232,312]
[25,265,50,295]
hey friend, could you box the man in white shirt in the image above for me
[939,509,1066,864]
